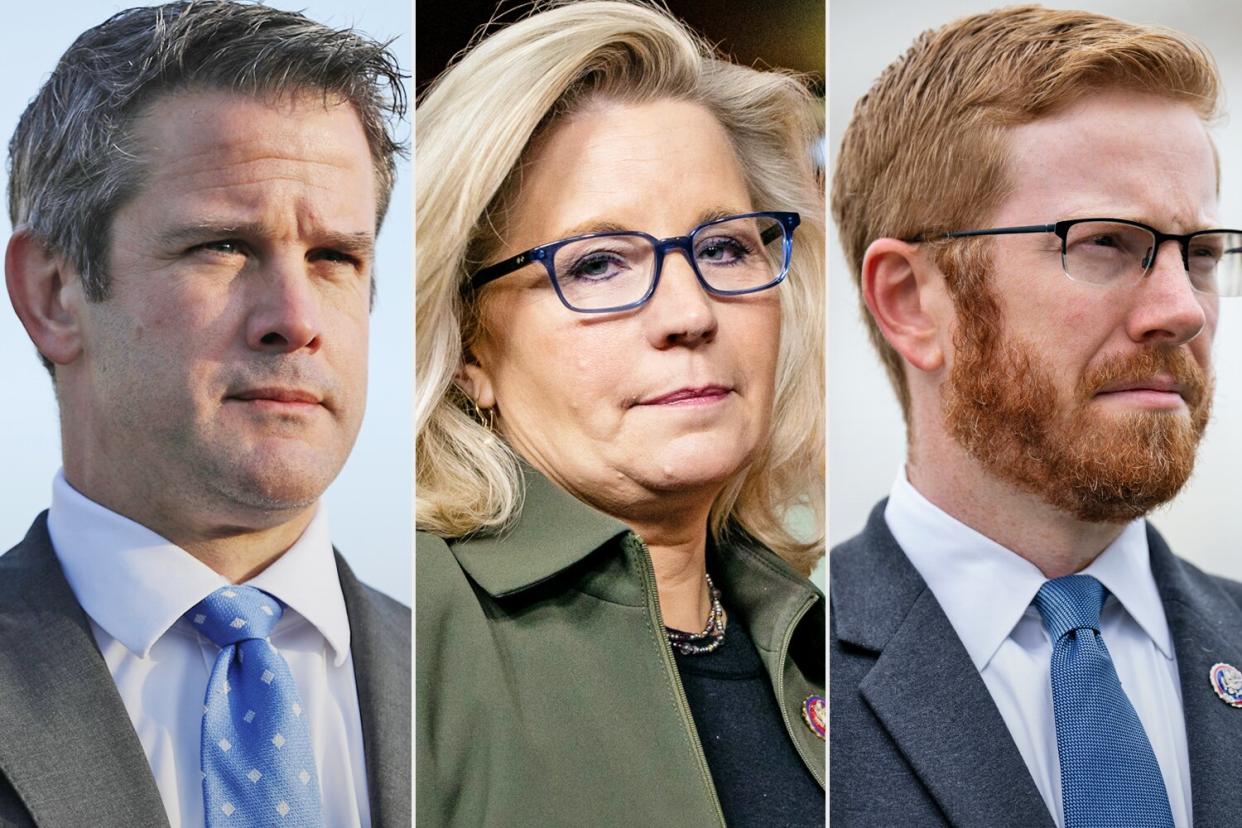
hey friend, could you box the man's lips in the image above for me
[1094,375,1184,397]
[1093,375,1188,408]
[636,385,733,406]
[1095,374,1181,395]
[227,387,324,408]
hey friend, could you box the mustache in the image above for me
[1077,346,1209,409]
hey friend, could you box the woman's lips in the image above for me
[638,386,733,406]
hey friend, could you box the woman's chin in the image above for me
[627,437,755,494]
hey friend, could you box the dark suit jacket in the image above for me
[0,513,411,827]
[831,499,1242,827]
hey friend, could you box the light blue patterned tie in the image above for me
[1033,575,1173,828]
[188,586,323,827]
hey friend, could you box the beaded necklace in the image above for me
[665,572,726,655]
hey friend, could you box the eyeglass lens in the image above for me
[1062,220,1242,295]
[552,215,787,310]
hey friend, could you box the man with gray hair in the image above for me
[1,2,409,825]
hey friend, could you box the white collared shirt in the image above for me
[885,470,1191,828]
[46,471,371,828]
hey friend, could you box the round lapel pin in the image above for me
[802,694,826,740]
[1209,663,1242,707]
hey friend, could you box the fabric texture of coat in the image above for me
[831,499,1242,827]
[0,513,411,828]
[416,466,825,826]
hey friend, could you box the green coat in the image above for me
[416,467,825,826]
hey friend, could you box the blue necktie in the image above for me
[188,586,323,827]
[1033,575,1174,828]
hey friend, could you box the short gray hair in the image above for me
[8,0,407,310]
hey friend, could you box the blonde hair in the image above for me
[416,0,824,572]
[832,5,1220,421]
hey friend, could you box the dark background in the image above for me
[415,0,825,97]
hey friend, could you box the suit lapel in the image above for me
[1149,525,1242,826]
[336,553,411,826]
[836,504,1053,828]
[0,515,169,827]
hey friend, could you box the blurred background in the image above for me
[416,0,827,587]
[416,0,823,97]
[0,0,412,603]
[829,0,1242,578]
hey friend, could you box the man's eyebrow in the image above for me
[317,231,376,258]
[155,223,376,256]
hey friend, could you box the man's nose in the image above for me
[245,255,322,353]
[1125,239,1209,346]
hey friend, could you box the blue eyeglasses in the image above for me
[468,211,800,313]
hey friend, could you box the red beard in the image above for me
[941,250,1212,523]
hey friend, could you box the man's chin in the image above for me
[226,479,325,514]
[1034,407,1203,523]
[206,447,343,515]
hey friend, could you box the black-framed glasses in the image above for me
[908,217,1242,296]
[468,211,800,313]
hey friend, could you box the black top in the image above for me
[674,613,824,827]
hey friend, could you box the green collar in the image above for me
[449,465,630,597]
[449,465,823,641]
[712,532,822,654]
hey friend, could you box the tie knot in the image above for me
[1033,575,1106,641]
[186,585,283,647]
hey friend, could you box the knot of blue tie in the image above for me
[189,586,283,646]
[1031,574,1173,828]
[1032,573,1105,642]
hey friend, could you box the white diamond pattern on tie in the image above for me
[188,586,323,827]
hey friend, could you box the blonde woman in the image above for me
[415,2,824,824]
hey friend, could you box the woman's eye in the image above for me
[565,253,626,281]
[697,236,751,264]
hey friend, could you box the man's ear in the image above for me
[453,344,497,410]
[5,229,85,367]
[861,238,948,374]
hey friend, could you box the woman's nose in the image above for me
[641,249,718,348]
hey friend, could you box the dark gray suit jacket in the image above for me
[831,500,1242,827]
[0,513,411,827]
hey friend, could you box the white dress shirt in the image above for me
[46,470,371,828]
[884,470,1191,828]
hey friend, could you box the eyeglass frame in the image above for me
[906,217,1242,293]
[466,210,801,314]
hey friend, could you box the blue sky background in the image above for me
[1,0,412,603]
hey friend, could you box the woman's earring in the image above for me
[468,396,497,432]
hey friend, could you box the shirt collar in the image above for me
[885,468,1172,670]
[247,508,351,667]
[47,470,350,665]
[1080,519,1172,659]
